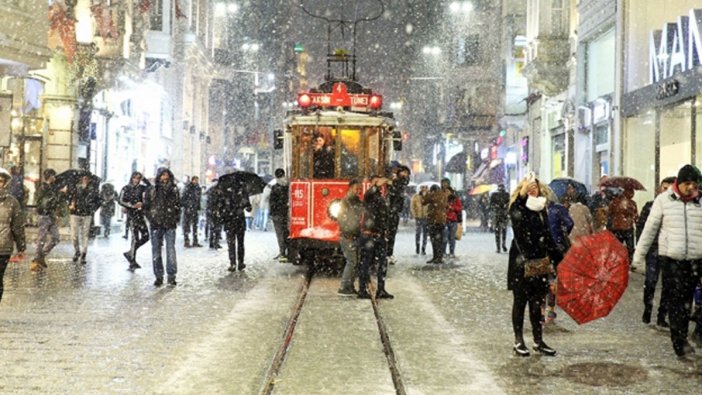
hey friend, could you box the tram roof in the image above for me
[285,110,395,127]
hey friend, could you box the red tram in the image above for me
[274,80,400,266]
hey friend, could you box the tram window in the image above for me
[339,128,360,178]
[297,133,312,178]
[312,130,336,179]
[366,128,381,175]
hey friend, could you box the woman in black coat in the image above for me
[508,175,563,357]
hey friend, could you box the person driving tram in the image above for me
[312,133,335,178]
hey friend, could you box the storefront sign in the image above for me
[649,9,702,84]
[656,79,680,100]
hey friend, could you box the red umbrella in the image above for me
[557,231,629,324]
[600,176,646,191]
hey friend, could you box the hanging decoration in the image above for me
[90,1,119,40]
[49,1,78,63]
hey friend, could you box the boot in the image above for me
[502,244,508,252]
[184,240,191,248]
[642,305,652,324]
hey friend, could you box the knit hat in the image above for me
[677,165,701,184]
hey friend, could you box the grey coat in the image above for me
[0,190,26,256]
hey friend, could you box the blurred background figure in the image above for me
[490,184,510,253]
[99,183,116,238]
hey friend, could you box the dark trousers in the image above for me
[359,235,388,293]
[386,213,400,257]
[428,224,444,261]
[612,229,635,262]
[183,210,199,243]
[644,249,667,321]
[494,219,508,249]
[512,279,549,344]
[415,218,428,252]
[0,255,10,303]
[226,218,246,268]
[209,222,222,247]
[100,214,112,236]
[271,215,289,256]
[660,257,700,354]
[128,215,150,261]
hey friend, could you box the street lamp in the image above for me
[449,1,473,14]
[422,46,442,56]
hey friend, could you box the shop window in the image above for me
[339,128,360,178]
[552,133,566,178]
[456,34,480,66]
[660,100,692,180]
[624,112,655,205]
[150,0,163,31]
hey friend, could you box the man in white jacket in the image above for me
[634,164,702,358]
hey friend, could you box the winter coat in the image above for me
[144,168,181,229]
[489,190,510,222]
[423,189,449,225]
[410,193,427,219]
[634,187,702,263]
[70,182,101,217]
[362,186,389,236]
[507,195,563,290]
[269,181,289,218]
[218,184,252,228]
[338,193,363,238]
[388,178,408,216]
[35,181,62,218]
[568,202,593,243]
[181,183,202,212]
[636,201,657,251]
[119,182,149,219]
[609,195,638,231]
[446,194,463,223]
[0,190,25,256]
[99,187,116,218]
[547,202,574,251]
[313,147,335,179]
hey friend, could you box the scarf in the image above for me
[526,195,547,212]
[673,181,699,203]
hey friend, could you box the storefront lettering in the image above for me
[656,79,680,100]
[649,9,702,84]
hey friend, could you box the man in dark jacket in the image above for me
[119,172,150,271]
[269,168,289,261]
[358,175,394,299]
[337,179,364,296]
[386,165,410,264]
[490,184,510,253]
[219,181,252,272]
[69,174,101,264]
[205,183,223,249]
[145,168,181,286]
[31,169,62,272]
[637,176,675,327]
[181,176,202,248]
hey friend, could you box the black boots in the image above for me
[642,305,652,324]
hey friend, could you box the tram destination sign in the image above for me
[297,82,382,112]
[649,9,702,84]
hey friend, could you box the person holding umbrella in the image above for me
[507,173,562,357]
[634,164,702,358]
[0,168,25,303]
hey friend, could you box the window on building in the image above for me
[150,0,163,31]
[551,0,565,35]
[456,34,480,65]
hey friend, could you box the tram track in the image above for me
[259,267,406,395]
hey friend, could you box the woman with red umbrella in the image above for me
[507,173,563,357]
[634,164,702,358]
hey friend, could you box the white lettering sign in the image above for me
[650,9,702,83]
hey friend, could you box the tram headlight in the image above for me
[328,199,342,220]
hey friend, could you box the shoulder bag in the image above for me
[514,238,554,278]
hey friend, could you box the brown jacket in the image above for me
[423,189,449,225]
[609,195,638,231]
[410,193,428,219]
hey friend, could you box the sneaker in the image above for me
[546,311,557,324]
[534,342,557,356]
[433,259,444,264]
[337,287,357,296]
[421,250,426,255]
[513,342,530,357]
[72,251,80,263]
[376,290,394,299]
[128,262,141,272]
[502,245,508,252]
[657,318,670,328]
[80,253,87,265]
[388,256,396,265]
[30,260,45,272]
[227,265,236,272]
[184,241,192,248]
[123,251,133,264]
[279,256,289,263]
[192,243,203,248]
[642,307,652,324]
[357,291,371,299]
[154,278,163,287]
[238,263,246,271]
[167,278,177,286]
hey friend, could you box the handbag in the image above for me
[455,224,463,240]
[514,239,554,278]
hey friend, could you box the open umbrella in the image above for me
[218,171,266,196]
[55,169,100,189]
[445,152,468,173]
[600,176,646,191]
[549,177,589,201]
[557,231,629,325]
[469,184,496,195]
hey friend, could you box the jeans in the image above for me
[100,214,112,236]
[339,236,359,290]
[444,222,458,255]
[428,224,444,261]
[271,215,289,256]
[644,249,667,321]
[415,218,428,252]
[660,257,700,354]
[0,255,10,303]
[183,210,199,243]
[358,235,388,293]
[151,227,177,280]
[255,208,269,231]
[70,215,92,255]
[34,215,59,261]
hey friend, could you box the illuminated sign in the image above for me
[649,9,702,84]
[297,82,382,112]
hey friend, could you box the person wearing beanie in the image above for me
[634,164,702,358]
[0,168,26,303]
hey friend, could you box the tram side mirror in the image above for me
[273,129,284,150]
[392,130,402,151]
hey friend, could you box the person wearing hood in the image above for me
[68,174,101,264]
[181,176,203,248]
[0,167,26,302]
[119,172,150,271]
[634,164,702,358]
[145,168,181,286]
[269,168,289,261]
[507,173,562,357]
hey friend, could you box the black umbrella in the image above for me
[218,171,266,196]
[445,152,468,173]
[55,169,101,190]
